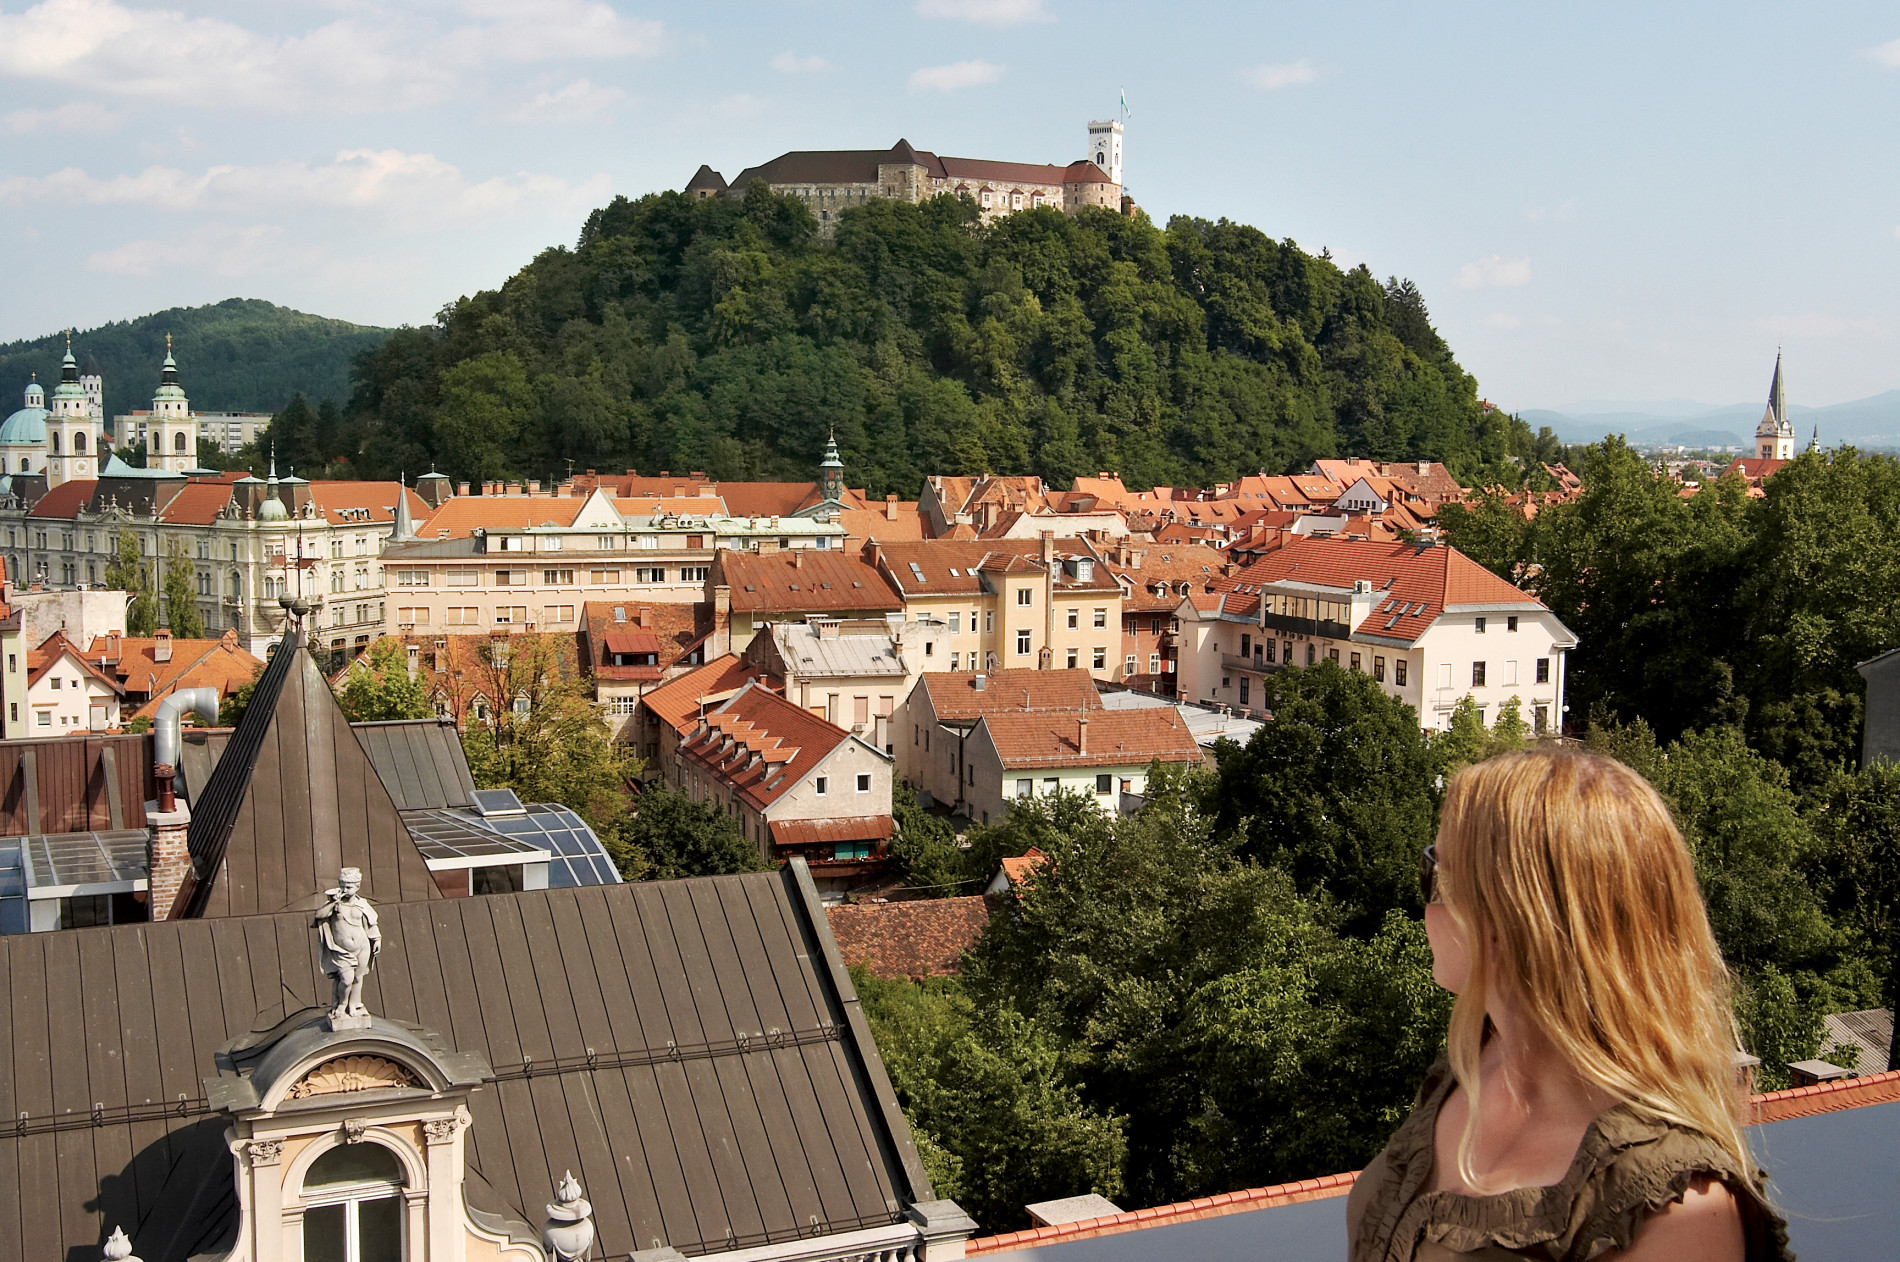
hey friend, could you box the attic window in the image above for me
[852,581,862,588]
[948,568,960,577]
[744,585,755,592]
[612,607,626,621]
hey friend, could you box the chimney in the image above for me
[886,493,899,520]
[1077,716,1089,755]
[637,607,651,628]
[864,540,884,572]
[792,550,804,568]
[457,481,471,497]
[1040,530,1055,564]
[103,631,121,665]
[527,479,541,495]
[154,629,172,663]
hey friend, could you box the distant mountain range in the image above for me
[0,299,392,423]
[1520,392,1900,451]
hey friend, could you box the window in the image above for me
[1016,588,1032,606]
[1475,616,1486,634]
[1396,659,1408,687]
[815,776,829,796]
[1536,658,1550,684]
[1125,654,1138,675]
[949,651,960,669]
[854,695,870,724]
[1534,704,1549,733]
[948,612,960,633]
[1507,616,1519,632]
[1015,629,1031,655]
[1093,608,1106,628]
[984,611,993,633]
[682,566,710,582]
[1092,647,1106,669]
[1066,648,1078,668]
[856,773,871,792]
[447,607,480,625]
[543,605,575,623]
[1240,678,1250,706]
[1472,661,1487,687]
[49,677,60,691]
[397,607,430,626]
[636,567,666,583]
[1148,653,1160,674]
[1240,633,1251,656]
[446,569,478,587]
[1016,778,1032,799]
[1374,655,1386,682]
[301,1141,405,1262]
[544,568,574,584]
[1096,773,1113,795]
[395,569,428,587]
[1350,652,1361,671]
[1306,643,1316,665]
[1066,608,1078,629]
[494,570,521,586]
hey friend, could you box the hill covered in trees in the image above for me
[311,184,1558,492]
[0,299,389,421]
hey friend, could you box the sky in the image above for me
[2,0,1899,411]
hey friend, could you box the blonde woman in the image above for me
[1347,749,1790,1261]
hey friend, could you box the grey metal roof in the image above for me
[773,622,909,677]
[1823,1009,1893,1073]
[0,863,933,1262]
[352,717,479,810]
[1096,691,1265,750]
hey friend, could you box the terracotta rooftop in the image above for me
[155,481,235,525]
[26,479,97,519]
[918,669,1104,721]
[720,549,903,614]
[677,681,855,811]
[580,600,707,681]
[85,631,264,718]
[309,481,429,526]
[416,494,588,537]
[975,707,1202,770]
[825,895,994,979]
[640,653,772,736]
[27,630,123,694]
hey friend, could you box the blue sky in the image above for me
[2,0,1898,410]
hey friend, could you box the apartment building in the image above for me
[1175,535,1577,733]
[962,706,1203,825]
[743,617,950,754]
[896,668,1103,814]
[715,548,905,650]
[869,536,1124,680]
[1099,541,1228,696]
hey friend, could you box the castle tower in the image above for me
[79,353,103,425]
[818,429,845,505]
[45,333,101,487]
[150,334,198,474]
[1756,352,1794,461]
[1087,119,1123,186]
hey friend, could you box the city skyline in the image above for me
[2,1,1899,409]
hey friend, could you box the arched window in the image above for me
[174,431,187,452]
[49,432,59,454]
[18,458,27,472]
[302,1141,405,1262]
[74,431,87,452]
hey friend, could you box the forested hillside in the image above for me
[0,299,389,420]
[320,184,1556,492]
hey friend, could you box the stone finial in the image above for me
[543,1171,596,1262]
[103,1227,140,1262]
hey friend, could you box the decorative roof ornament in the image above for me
[543,1171,596,1262]
[102,1227,140,1262]
[314,867,381,1031]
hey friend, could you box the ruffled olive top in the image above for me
[1346,1060,1791,1261]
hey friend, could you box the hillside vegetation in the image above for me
[320,184,1559,491]
[0,298,389,421]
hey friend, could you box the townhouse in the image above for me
[1175,535,1577,733]
[24,630,121,732]
[743,616,950,754]
[715,547,905,650]
[962,705,1203,824]
[1098,541,1228,696]
[896,668,1104,814]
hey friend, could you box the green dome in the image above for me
[0,405,47,445]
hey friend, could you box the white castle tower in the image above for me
[45,332,102,487]
[1756,352,1794,461]
[149,334,198,473]
[1087,119,1123,186]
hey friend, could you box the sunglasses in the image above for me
[1419,844,1441,906]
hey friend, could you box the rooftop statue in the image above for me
[314,867,381,1030]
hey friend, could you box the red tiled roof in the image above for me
[28,480,96,519]
[579,601,707,682]
[310,481,430,526]
[29,631,123,693]
[976,707,1202,770]
[156,481,235,525]
[840,503,928,545]
[417,495,586,538]
[603,632,660,655]
[677,682,853,810]
[770,815,896,848]
[1749,1067,1900,1123]
[719,550,902,614]
[998,846,1045,889]
[919,669,1104,721]
[86,631,263,714]
[1229,536,1543,645]
[824,895,994,980]
[639,654,769,735]
[716,481,824,518]
[1102,544,1228,611]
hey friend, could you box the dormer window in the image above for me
[302,1142,405,1262]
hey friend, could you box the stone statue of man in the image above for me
[314,867,380,1026]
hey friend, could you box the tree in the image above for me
[614,782,768,881]
[106,531,156,635]
[159,541,204,639]
[337,637,433,722]
[1205,660,1440,931]
[220,666,263,727]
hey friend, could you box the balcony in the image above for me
[1261,612,1354,640]
[1221,653,1285,675]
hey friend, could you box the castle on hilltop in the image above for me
[686,119,1131,231]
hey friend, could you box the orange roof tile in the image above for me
[310,482,433,527]
[825,895,993,979]
[156,481,235,525]
[676,681,854,810]
[919,669,1104,721]
[416,495,587,538]
[27,480,97,519]
[719,549,903,614]
[975,707,1201,770]
[639,654,770,735]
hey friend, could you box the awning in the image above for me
[769,816,896,848]
[603,632,660,655]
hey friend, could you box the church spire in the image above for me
[1767,349,1786,430]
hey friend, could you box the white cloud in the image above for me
[509,77,623,123]
[1863,37,1900,68]
[1455,255,1533,289]
[1240,59,1319,90]
[3,99,120,134]
[86,223,293,277]
[0,150,610,225]
[908,59,1003,93]
[770,50,833,73]
[914,0,1051,27]
[0,0,662,113]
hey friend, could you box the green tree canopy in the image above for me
[336,638,433,722]
[160,541,204,639]
[613,782,768,881]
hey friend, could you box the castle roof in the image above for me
[683,163,727,193]
[727,140,1118,195]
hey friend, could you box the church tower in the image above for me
[79,354,103,425]
[818,429,845,505]
[45,333,101,487]
[150,335,198,473]
[1756,352,1794,461]
[1087,119,1123,186]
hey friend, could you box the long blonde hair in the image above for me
[1435,748,1755,1193]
